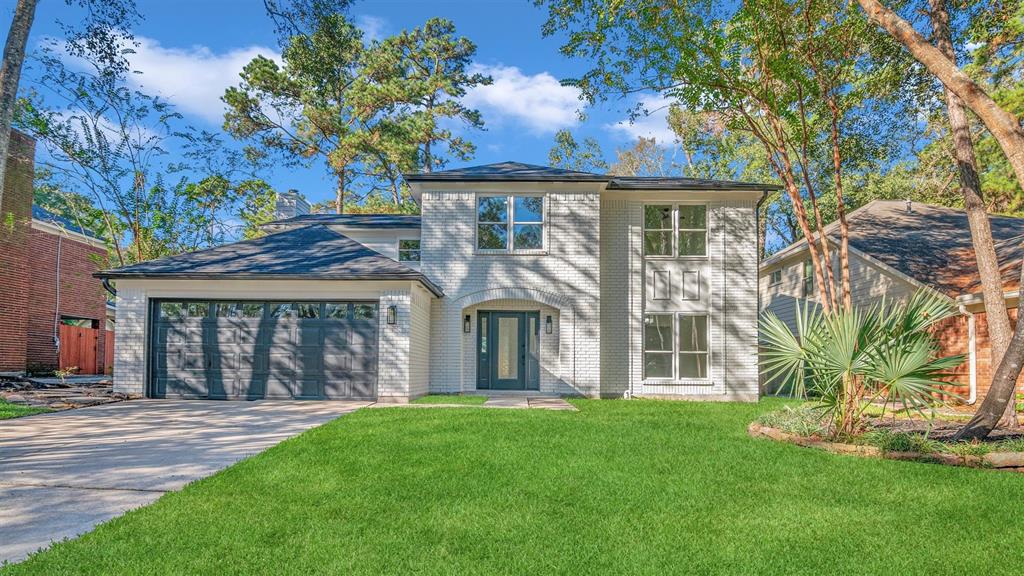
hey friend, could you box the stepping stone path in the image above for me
[0,377,132,411]
[481,396,577,410]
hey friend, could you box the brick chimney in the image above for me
[0,130,36,374]
[275,189,310,220]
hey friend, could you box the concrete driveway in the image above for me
[0,399,367,564]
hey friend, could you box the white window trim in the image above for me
[643,202,709,260]
[769,269,782,287]
[475,193,547,254]
[642,312,712,384]
[397,237,421,266]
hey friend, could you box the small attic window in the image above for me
[398,239,421,262]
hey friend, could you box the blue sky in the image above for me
[16,0,674,208]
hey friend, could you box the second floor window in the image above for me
[477,194,544,252]
[643,204,708,257]
[398,239,420,262]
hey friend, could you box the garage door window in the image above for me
[186,303,209,318]
[297,303,320,318]
[269,303,294,319]
[354,304,376,320]
[326,302,349,319]
[160,302,185,320]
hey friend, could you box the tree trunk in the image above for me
[0,0,38,212]
[335,169,345,214]
[855,0,1024,195]
[928,0,1016,427]
[856,0,1024,438]
[956,257,1024,439]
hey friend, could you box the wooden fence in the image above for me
[58,324,99,375]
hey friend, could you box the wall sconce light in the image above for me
[386,305,397,325]
[545,315,553,334]
[464,314,472,333]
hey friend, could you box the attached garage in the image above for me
[151,300,379,400]
[96,224,443,402]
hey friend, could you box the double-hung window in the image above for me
[477,194,545,252]
[398,239,421,263]
[802,260,814,297]
[643,204,708,257]
[643,313,710,380]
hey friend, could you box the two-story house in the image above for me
[99,162,774,402]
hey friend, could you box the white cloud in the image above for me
[125,37,278,125]
[463,64,581,134]
[606,94,678,143]
[356,15,388,43]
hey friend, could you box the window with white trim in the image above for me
[769,269,782,286]
[398,239,420,262]
[477,194,544,252]
[802,260,814,297]
[643,313,710,380]
[643,204,707,257]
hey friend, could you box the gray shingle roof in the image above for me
[763,200,1024,297]
[404,161,778,190]
[32,205,102,239]
[265,213,421,229]
[405,161,607,182]
[94,225,443,296]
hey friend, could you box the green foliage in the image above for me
[755,404,828,437]
[0,399,50,420]
[16,38,275,265]
[548,129,609,173]
[223,13,489,212]
[760,291,965,437]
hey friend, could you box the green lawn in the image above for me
[412,394,488,405]
[0,399,49,420]
[6,399,1024,575]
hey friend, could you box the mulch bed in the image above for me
[748,422,1024,471]
[868,417,1024,442]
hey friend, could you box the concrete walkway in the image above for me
[0,400,366,564]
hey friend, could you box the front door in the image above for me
[477,311,540,390]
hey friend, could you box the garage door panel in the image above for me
[151,299,377,400]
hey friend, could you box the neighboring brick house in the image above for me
[759,199,1024,405]
[0,130,110,376]
[98,162,774,402]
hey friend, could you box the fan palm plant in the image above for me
[760,291,964,438]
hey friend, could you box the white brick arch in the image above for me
[452,287,575,315]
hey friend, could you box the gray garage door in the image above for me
[150,300,378,400]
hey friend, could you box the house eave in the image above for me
[93,272,445,298]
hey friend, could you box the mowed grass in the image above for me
[412,394,488,405]
[0,399,49,420]
[6,399,1024,575]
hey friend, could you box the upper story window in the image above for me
[643,204,707,258]
[769,269,782,286]
[802,260,814,297]
[398,239,421,263]
[477,194,545,252]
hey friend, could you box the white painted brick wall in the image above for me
[408,285,432,399]
[421,189,602,397]
[377,289,412,400]
[609,199,760,401]
[112,284,147,396]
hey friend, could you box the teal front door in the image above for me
[477,311,540,390]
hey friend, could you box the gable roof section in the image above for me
[32,205,102,240]
[265,213,421,229]
[404,161,779,190]
[762,200,1024,297]
[94,225,443,297]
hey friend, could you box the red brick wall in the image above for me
[931,308,1024,404]
[26,229,108,374]
[0,131,35,373]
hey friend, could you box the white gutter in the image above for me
[958,304,978,404]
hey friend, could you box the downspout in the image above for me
[53,235,63,354]
[958,303,978,405]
